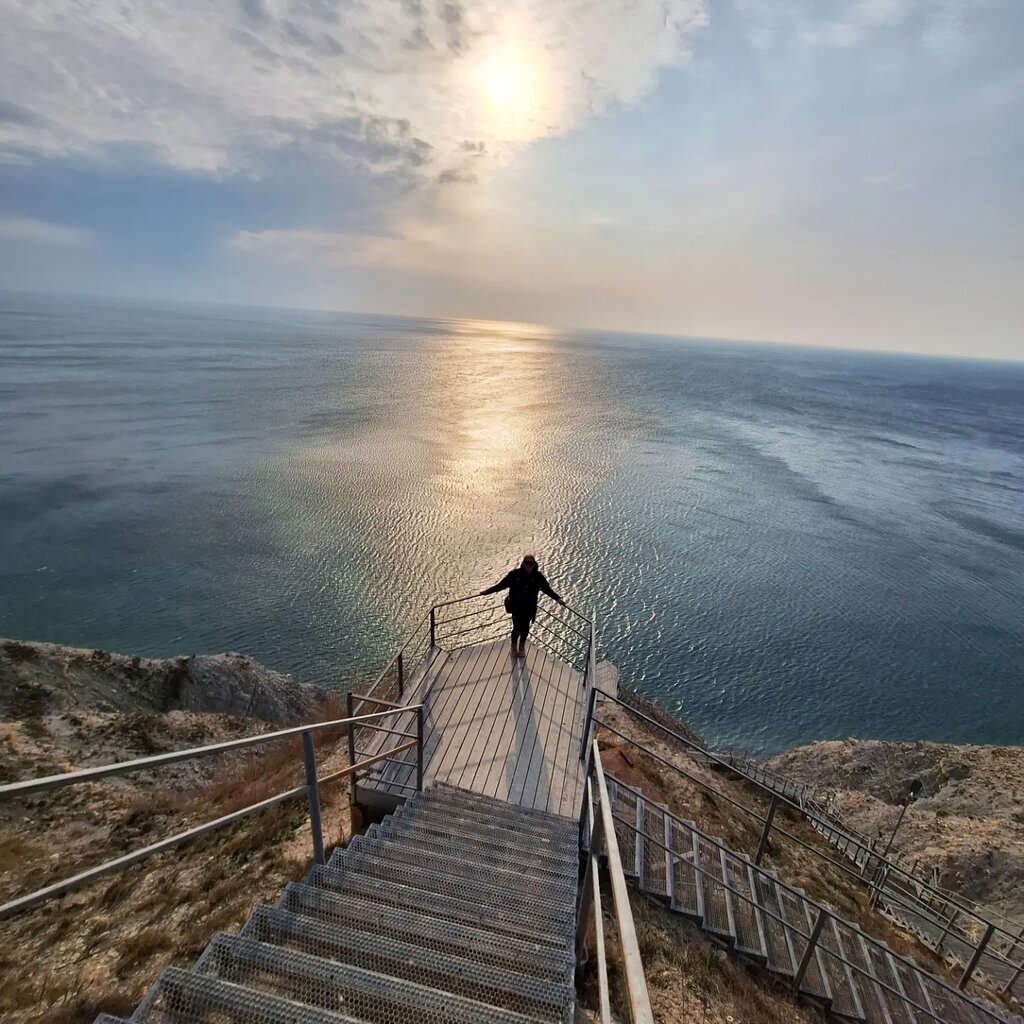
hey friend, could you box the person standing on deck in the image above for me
[480,555,565,659]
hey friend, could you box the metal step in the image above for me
[777,888,830,1006]
[639,802,670,898]
[376,816,576,875]
[403,793,577,845]
[426,783,577,829]
[752,871,797,976]
[346,831,574,898]
[133,967,367,1023]
[694,834,736,944]
[721,853,767,962]
[667,818,703,920]
[304,864,572,946]
[816,917,866,1021]
[368,822,576,883]
[198,933,567,1024]
[240,906,574,1022]
[608,782,640,878]
[328,841,573,925]
[862,940,917,1024]
[842,930,896,1024]
[274,886,573,982]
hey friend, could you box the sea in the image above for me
[1,292,1022,755]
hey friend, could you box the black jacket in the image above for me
[481,568,561,620]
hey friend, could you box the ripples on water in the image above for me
[2,294,1022,753]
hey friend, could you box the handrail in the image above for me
[717,742,1024,992]
[0,705,418,798]
[605,775,1012,1024]
[588,739,655,1024]
[595,686,1024,973]
[0,699,426,921]
[595,694,1023,1015]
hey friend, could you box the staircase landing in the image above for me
[360,639,588,819]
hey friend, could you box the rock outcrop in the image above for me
[767,738,1024,924]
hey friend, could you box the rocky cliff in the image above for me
[767,738,1024,924]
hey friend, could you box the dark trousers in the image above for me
[511,616,531,646]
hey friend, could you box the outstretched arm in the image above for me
[479,571,514,596]
[537,573,565,605]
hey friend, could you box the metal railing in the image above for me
[577,738,655,1024]
[719,748,1024,998]
[606,774,1016,1024]
[592,690,1023,1020]
[0,701,425,921]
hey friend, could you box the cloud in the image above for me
[0,217,94,247]
[0,0,708,185]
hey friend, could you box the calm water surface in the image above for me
[2,293,1022,753]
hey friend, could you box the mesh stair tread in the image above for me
[274,885,573,981]
[324,844,574,924]
[240,906,574,1020]
[375,817,576,875]
[402,794,578,844]
[197,933,567,1024]
[304,863,572,945]
[342,832,576,896]
[132,968,368,1024]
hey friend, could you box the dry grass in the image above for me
[579,889,824,1024]
[0,725,355,1024]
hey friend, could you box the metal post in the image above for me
[575,787,605,966]
[429,607,436,648]
[958,923,995,990]
[792,908,828,992]
[301,731,325,865]
[415,705,424,791]
[935,908,959,953]
[346,691,357,807]
[753,795,779,866]
[1002,941,1024,996]
[397,652,404,699]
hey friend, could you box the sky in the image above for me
[0,0,1022,359]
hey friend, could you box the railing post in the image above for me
[397,652,404,699]
[346,691,357,807]
[958,923,994,991]
[792,908,828,992]
[576,777,605,965]
[935,908,959,953]
[753,795,779,866]
[415,705,424,791]
[301,731,325,865]
[1003,942,1024,996]
[429,607,436,648]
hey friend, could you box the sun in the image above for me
[482,57,536,113]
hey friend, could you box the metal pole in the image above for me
[301,731,325,865]
[575,785,605,966]
[346,691,357,807]
[415,705,424,791]
[793,908,828,992]
[753,795,779,866]
[1002,942,1024,996]
[935,908,959,954]
[958,923,995,990]
[397,652,404,699]
[880,800,911,862]
[429,607,436,647]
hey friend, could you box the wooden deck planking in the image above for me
[360,638,587,818]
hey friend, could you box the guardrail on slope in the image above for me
[720,748,1024,998]
[577,737,655,1024]
[0,701,424,921]
[591,689,1022,1019]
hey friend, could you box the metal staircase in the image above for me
[605,773,1016,1024]
[96,782,580,1024]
